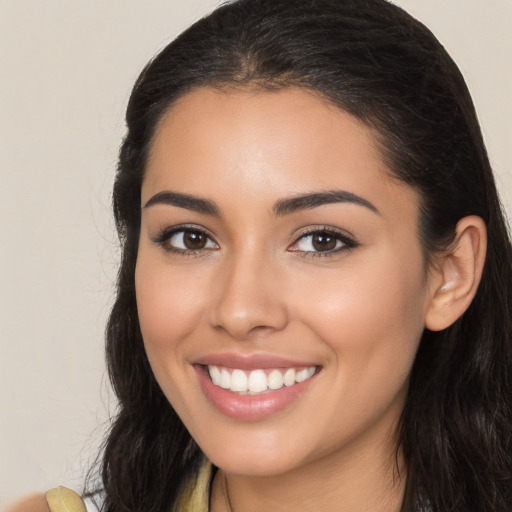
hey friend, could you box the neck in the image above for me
[210,426,405,512]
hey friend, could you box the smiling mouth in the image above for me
[205,365,318,395]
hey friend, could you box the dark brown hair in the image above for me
[92,1,512,510]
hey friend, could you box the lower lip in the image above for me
[195,365,317,421]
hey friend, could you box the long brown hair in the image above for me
[90,1,512,510]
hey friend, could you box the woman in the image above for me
[17,0,512,510]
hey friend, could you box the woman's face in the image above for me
[136,87,435,476]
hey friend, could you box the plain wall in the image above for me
[1,0,510,505]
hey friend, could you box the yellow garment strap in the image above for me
[45,462,211,512]
[173,460,212,512]
[45,487,87,512]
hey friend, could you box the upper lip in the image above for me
[192,352,320,370]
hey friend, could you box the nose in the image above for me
[208,250,289,341]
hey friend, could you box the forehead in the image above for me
[143,86,418,222]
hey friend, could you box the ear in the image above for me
[425,215,487,332]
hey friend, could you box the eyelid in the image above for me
[151,224,219,255]
[288,226,358,257]
[151,223,357,258]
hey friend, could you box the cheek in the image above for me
[295,252,427,390]
[135,250,207,362]
[134,252,213,423]
[289,261,426,449]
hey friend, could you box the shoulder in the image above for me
[5,488,87,512]
[5,493,50,512]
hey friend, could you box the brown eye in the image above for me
[311,232,338,252]
[159,228,219,253]
[289,228,357,257]
[183,230,208,250]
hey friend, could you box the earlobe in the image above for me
[425,216,487,332]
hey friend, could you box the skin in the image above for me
[135,87,470,512]
[5,494,50,512]
[7,88,487,512]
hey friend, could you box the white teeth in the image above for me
[248,370,268,393]
[207,365,317,394]
[220,368,231,389]
[295,368,310,382]
[267,369,284,390]
[230,369,248,392]
[283,368,296,387]
[209,365,221,386]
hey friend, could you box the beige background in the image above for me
[1,0,510,505]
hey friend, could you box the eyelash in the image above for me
[289,227,358,258]
[152,225,358,258]
[152,225,218,258]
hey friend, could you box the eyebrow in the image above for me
[143,189,379,217]
[273,190,380,216]
[143,191,221,216]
